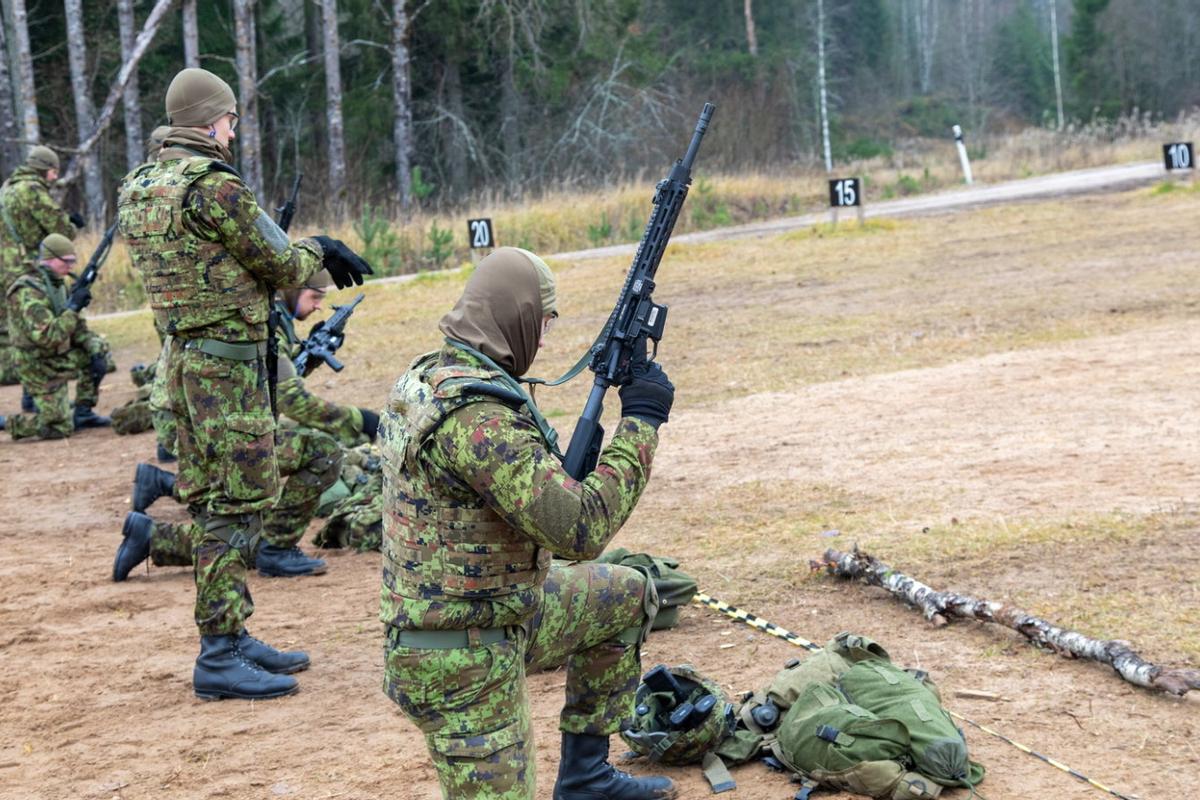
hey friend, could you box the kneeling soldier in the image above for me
[3,234,110,440]
[380,248,677,800]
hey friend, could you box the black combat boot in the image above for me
[193,635,299,700]
[73,405,112,429]
[113,512,153,581]
[553,733,677,800]
[20,390,35,413]
[256,544,328,577]
[236,630,310,674]
[156,443,177,463]
[131,462,176,512]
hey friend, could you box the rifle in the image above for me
[293,293,364,376]
[560,103,714,480]
[71,221,119,293]
[267,174,302,418]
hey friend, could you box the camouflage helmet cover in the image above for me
[620,664,735,766]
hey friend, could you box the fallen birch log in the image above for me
[814,546,1200,697]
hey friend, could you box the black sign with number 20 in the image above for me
[468,218,495,249]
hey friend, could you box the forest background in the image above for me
[2,0,1198,289]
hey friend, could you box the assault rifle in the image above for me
[560,103,714,480]
[71,221,118,293]
[267,174,302,417]
[293,293,364,376]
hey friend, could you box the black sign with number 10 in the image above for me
[1163,142,1194,171]
[829,178,862,208]
[468,218,495,249]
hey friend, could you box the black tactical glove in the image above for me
[69,212,86,229]
[618,359,675,429]
[66,283,92,313]
[312,236,373,289]
[89,353,107,387]
[359,408,380,441]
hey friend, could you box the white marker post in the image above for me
[953,125,974,185]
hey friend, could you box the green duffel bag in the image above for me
[765,633,891,708]
[593,549,698,630]
[771,684,942,800]
[838,660,985,789]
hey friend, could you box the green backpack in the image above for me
[592,549,698,630]
[838,661,985,790]
[771,683,942,800]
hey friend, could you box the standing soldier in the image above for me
[0,146,84,388]
[380,248,677,800]
[1,234,110,439]
[116,67,370,701]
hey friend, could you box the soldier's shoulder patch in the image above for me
[253,210,291,254]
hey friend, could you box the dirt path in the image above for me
[2,314,1197,799]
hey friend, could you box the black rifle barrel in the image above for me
[561,103,714,480]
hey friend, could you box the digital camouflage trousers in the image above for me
[165,341,340,635]
[383,563,657,800]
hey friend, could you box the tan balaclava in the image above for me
[25,145,59,173]
[161,68,237,162]
[40,233,76,261]
[439,248,556,377]
[280,269,334,316]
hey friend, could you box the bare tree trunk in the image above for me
[913,0,939,95]
[320,0,347,216]
[9,0,39,143]
[64,0,105,222]
[59,0,177,186]
[391,0,412,208]
[444,59,468,200]
[117,0,145,170]
[816,0,832,173]
[1049,0,1065,130]
[182,0,200,68]
[0,12,21,173]
[817,547,1200,697]
[743,0,758,56]
[233,0,262,196]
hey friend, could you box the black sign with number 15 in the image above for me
[829,178,862,208]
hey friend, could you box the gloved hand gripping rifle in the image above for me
[560,103,714,480]
[67,220,118,305]
[267,174,302,417]
[293,292,364,376]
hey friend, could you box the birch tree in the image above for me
[1049,0,1065,129]
[320,0,347,214]
[182,0,200,68]
[391,0,413,208]
[744,0,758,56]
[64,0,105,221]
[816,0,832,172]
[9,0,39,144]
[0,13,20,172]
[913,0,939,95]
[233,0,262,196]
[117,0,145,169]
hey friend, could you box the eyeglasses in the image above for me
[228,112,240,131]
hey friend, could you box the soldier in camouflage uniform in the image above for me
[0,146,84,387]
[115,68,369,700]
[2,234,112,439]
[380,248,677,800]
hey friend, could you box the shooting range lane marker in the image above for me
[690,592,1140,800]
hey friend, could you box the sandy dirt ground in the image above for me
[3,191,1199,799]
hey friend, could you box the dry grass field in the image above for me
[1,180,1198,799]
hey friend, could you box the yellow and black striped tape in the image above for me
[690,591,1139,800]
